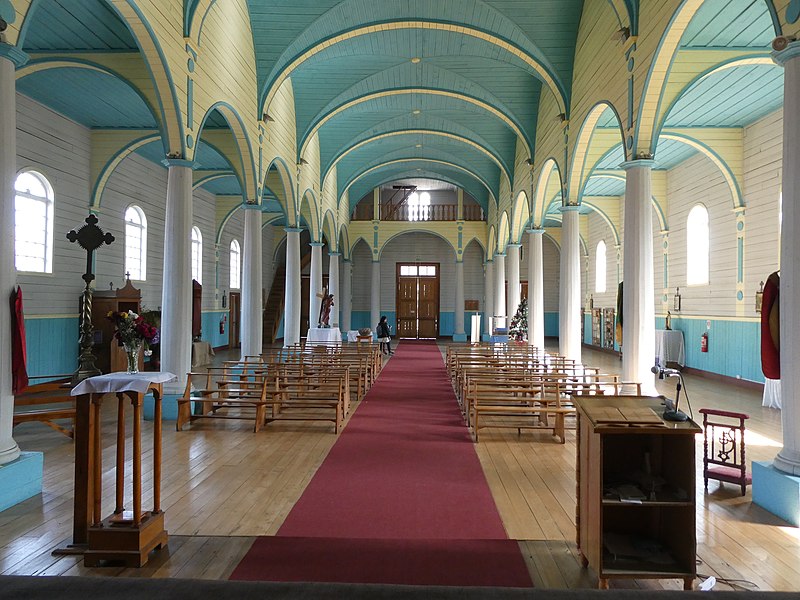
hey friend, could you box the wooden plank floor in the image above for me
[2,343,798,591]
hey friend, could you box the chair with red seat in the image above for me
[699,408,752,496]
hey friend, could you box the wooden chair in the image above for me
[699,408,752,496]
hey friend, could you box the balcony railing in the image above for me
[351,203,484,222]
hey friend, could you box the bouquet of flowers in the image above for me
[107,310,159,350]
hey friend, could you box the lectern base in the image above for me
[84,510,168,567]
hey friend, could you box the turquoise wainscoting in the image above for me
[201,310,229,348]
[351,311,371,331]
[659,316,763,383]
[544,312,559,337]
[583,313,591,344]
[24,317,79,377]
[0,452,43,512]
[439,312,454,337]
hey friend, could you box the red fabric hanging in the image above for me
[761,271,780,380]
[10,286,29,394]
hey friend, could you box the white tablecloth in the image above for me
[346,330,359,342]
[470,314,482,344]
[763,378,781,409]
[655,330,685,367]
[71,372,176,396]
[306,327,342,346]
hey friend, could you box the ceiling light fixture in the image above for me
[412,109,421,115]
[415,144,422,148]
[411,57,421,64]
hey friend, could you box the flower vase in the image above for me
[123,342,141,374]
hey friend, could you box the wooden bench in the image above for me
[267,366,350,433]
[176,367,277,432]
[13,375,75,438]
[467,380,575,443]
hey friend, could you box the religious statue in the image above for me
[665,310,672,330]
[317,288,335,328]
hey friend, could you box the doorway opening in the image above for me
[396,263,440,339]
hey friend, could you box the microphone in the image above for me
[650,365,681,378]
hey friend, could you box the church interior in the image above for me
[2,0,800,595]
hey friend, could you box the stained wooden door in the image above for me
[229,291,241,349]
[395,263,440,339]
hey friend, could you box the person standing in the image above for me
[377,315,393,355]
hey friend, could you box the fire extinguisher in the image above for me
[220,315,227,334]
[701,331,708,353]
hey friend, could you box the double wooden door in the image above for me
[396,263,439,339]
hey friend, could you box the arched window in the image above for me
[229,239,241,289]
[191,226,203,284]
[124,205,147,280]
[595,240,607,293]
[686,205,709,285]
[14,170,54,273]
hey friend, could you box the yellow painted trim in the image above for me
[300,88,529,160]
[263,21,565,116]
[24,313,80,320]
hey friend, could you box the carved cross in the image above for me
[66,214,115,285]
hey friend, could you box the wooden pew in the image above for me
[13,375,75,438]
[267,365,350,433]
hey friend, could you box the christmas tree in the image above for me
[508,297,528,342]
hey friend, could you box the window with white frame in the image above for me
[229,239,241,289]
[686,204,709,285]
[191,226,203,284]
[595,240,607,293]
[14,170,54,273]
[124,205,147,280]
[407,191,431,221]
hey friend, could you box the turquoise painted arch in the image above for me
[377,229,457,262]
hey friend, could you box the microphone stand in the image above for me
[663,372,689,422]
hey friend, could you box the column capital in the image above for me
[558,204,582,213]
[0,43,29,68]
[506,243,522,249]
[309,241,325,247]
[526,228,545,235]
[242,202,261,211]
[619,159,655,171]
[772,39,800,66]
[161,158,199,169]
[284,227,303,233]
[328,251,341,257]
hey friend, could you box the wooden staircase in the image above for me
[262,251,313,344]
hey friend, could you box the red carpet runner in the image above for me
[231,341,532,587]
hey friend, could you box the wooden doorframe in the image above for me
[395,262,440,339]
[229,291,241,349]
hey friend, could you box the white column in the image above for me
[328,252,340,328]
[620,160,656,394]
[506,243,521,320]
[284,228,301,346]
[527,228,545,350]
[453,260,465,341]
[484,260,494,338]
[341,259,352,333]
[160,159,194,394]
[559,207,582,363]
[773,42,800,474]
[240,205,262,358]
[0,45,27,466]
[309,242,323,328]
[494,253,506,326]
[370,261,381,336]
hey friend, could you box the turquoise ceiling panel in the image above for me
[335,132,501,200]
[322,113,510,179]
[664,64,783,127]
[17,68,156,128]
[22,0,137,51]
[200,175,242,196]
[255,0,582,103]
[317,93,518,178]
[653,137,699,170]
[596,105,622,129]
[202,109,233,130]
[135,140,232,170]
[594,144,626,170]
[582,176,626,197]
[680,0,775,48]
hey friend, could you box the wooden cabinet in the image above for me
[575,396,701,590]
[89,278,142,374]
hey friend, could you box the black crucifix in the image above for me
[67,214,115,384]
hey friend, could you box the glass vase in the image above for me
[123,342,141,374]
